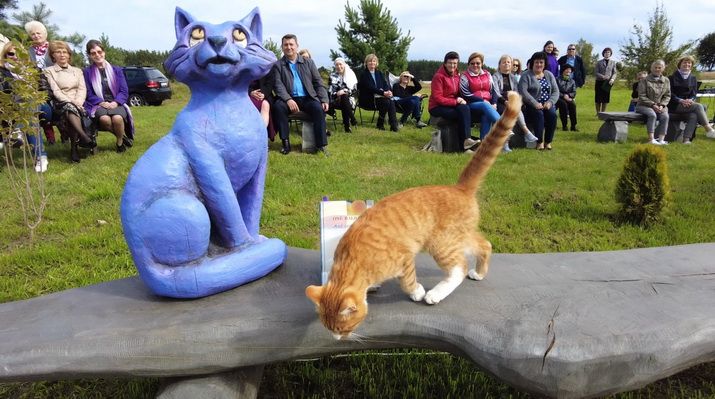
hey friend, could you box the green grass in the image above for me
[1,82,714,398]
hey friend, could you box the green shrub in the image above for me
[615,145,670,226]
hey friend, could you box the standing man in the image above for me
[558,44,586,88]
[270,34,329,155]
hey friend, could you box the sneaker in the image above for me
[464,149,475,154]
[683,139,692,145]
[524,131,538,142]
[502,143,512,153]
[35,155,48,173]
[658,139,668,145]
[463,137,479,149]
[706,130,715,139]
[415,120,427,128]
[650,139,662,145]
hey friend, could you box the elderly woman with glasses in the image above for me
[460,52,500,143]
[83,39,134,152]
[558,44,586,88]
[44,40,95,163]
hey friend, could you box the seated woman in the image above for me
[635,59,670,145]
[667,55,715,143]
[44,40,95,163]
[357,54,398,131]
[1,41,49,172]
[517,51,559,150]
[249,75,276,141]
[428,51,476,152]
[328,57,358,133]
[459,52,500,142]
[24,20,57,144]
[492,54,538,146]
[83,40,134,153]
[391,71,427,128]
[555,65,578,131]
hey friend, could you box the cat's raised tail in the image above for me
[457,91,522,195]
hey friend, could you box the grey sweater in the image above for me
[517,70,560,108]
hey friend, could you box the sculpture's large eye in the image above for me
[233,29,247,48]
[189,27,205,47]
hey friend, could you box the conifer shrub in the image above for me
[614,145,670,226]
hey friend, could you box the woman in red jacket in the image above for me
[428,51,476,152]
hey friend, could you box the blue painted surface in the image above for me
[120,7,284,298]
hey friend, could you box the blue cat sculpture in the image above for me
[120,7,285,298]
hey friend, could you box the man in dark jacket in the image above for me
[558,44,586,88]
[270,34,329,155]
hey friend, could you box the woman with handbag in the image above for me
[44,41,95,163]
[594,47,617,114]
[83,39,134,153]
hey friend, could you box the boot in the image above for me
[376,117,385,131]
[70,142,80,163]
[280,139,291,155]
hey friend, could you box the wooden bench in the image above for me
[597,111,699,143]
[1,244,714,398]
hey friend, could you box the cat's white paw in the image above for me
[409,284,425,302]
[424,289,442,305]
[468,270,484,281]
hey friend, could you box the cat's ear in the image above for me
[305,285,323,306]
[241,7,263,43]
[174,7,196,39]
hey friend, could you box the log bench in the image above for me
[597,111,698,143]
[1,244,714,399]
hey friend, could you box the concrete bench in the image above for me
[597,111,698,143]
[428,116,462,153]
[1,244,714,398]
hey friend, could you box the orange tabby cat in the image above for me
[306,91,523,340]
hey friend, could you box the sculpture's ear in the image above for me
[242,7,262,43]
[305,285,323,306]
[174,7,195,39]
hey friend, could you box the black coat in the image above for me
[357,69,390,109]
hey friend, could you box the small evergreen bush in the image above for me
[615,145,670,226]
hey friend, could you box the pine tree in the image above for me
[330,0,413,73]
[619,2,695,78]
[697,32,715,71]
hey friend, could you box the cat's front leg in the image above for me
[398,260,425,302]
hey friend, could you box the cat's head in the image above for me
[305,284,367,340]
[164,7,276,86]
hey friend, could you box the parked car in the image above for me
[122,66,172,106]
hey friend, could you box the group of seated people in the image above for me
[632,55,715,145]
[250,34,433,156]
[1,21,134,172]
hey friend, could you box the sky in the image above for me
[11,0,715,69]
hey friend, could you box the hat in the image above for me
[400,71,414,79]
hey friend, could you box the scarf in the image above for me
[89,61,117,100]
[33,42,49,57]
[678,69,691,80]
[334,57,357,90]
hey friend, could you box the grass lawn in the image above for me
[1,81,714,398]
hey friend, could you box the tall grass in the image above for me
[1,82,714,398]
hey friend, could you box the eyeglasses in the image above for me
[568,47,576,50]
[6,52,15,56]
[469,62,481,66]
[513,64,520,67]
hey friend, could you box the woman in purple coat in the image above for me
[543,41,559,77]
[83,39,134,152]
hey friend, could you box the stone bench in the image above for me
[597,111,698,143]
[1,244,714,399]
[428,116,462,153]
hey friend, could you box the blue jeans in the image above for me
[467,101,500,139]
[523,105,557,144]
[394,96,422,122]
[429,104,471,142]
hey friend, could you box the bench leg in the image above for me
[156,365,264,399]
[597,121,629,143]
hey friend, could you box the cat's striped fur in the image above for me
[306,91,523,340]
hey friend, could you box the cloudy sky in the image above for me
[12,0,714,69]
